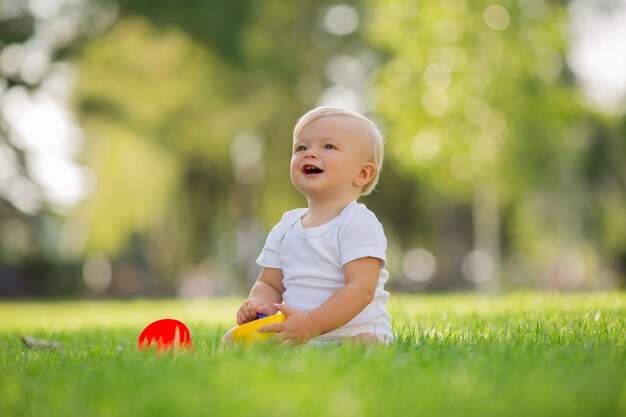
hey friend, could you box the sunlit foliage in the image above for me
[367,0,626,289]
[1,0,625,295]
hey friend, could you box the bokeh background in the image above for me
[1,0,625,299]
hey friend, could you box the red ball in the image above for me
[138,318,193,351]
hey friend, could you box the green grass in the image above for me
[1,292,625,417]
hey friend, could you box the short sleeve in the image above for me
[338,207,387,268]
[255,221,283,269]
[255,208,306,269]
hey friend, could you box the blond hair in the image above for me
[293,106,384,196]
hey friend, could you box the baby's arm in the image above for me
[263,257,380,343]
[309,257,380,334]
[237,267,284,325]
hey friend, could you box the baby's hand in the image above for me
[236,299,277,325]
[258,304,317,344]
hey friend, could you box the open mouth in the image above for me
[303,164,324,175]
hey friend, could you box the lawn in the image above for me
[0,292,624,417]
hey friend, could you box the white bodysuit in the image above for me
[256,200,393,343]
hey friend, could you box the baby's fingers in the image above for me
[237,309,252,325]
[243,302,261,321]
[258,323,284,333]
[237,303,257,325]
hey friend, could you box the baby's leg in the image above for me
[349,333,385,345]
[220,326,237,344]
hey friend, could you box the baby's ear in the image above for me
[354,162,376,187]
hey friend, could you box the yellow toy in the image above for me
[231,313,286,344]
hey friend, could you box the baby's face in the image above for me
[291,115,375,202]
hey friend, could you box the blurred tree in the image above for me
[71,1,361,294]
[116,0,252,61]
[367,0,625,290]
[1,2,41,259]
[4,0,623,297]
[0,0,116,295]
[582,116,626,285]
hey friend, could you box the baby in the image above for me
[225,106,393,345]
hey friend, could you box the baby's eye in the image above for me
[294,145,307,153]
[322,144,337,150]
